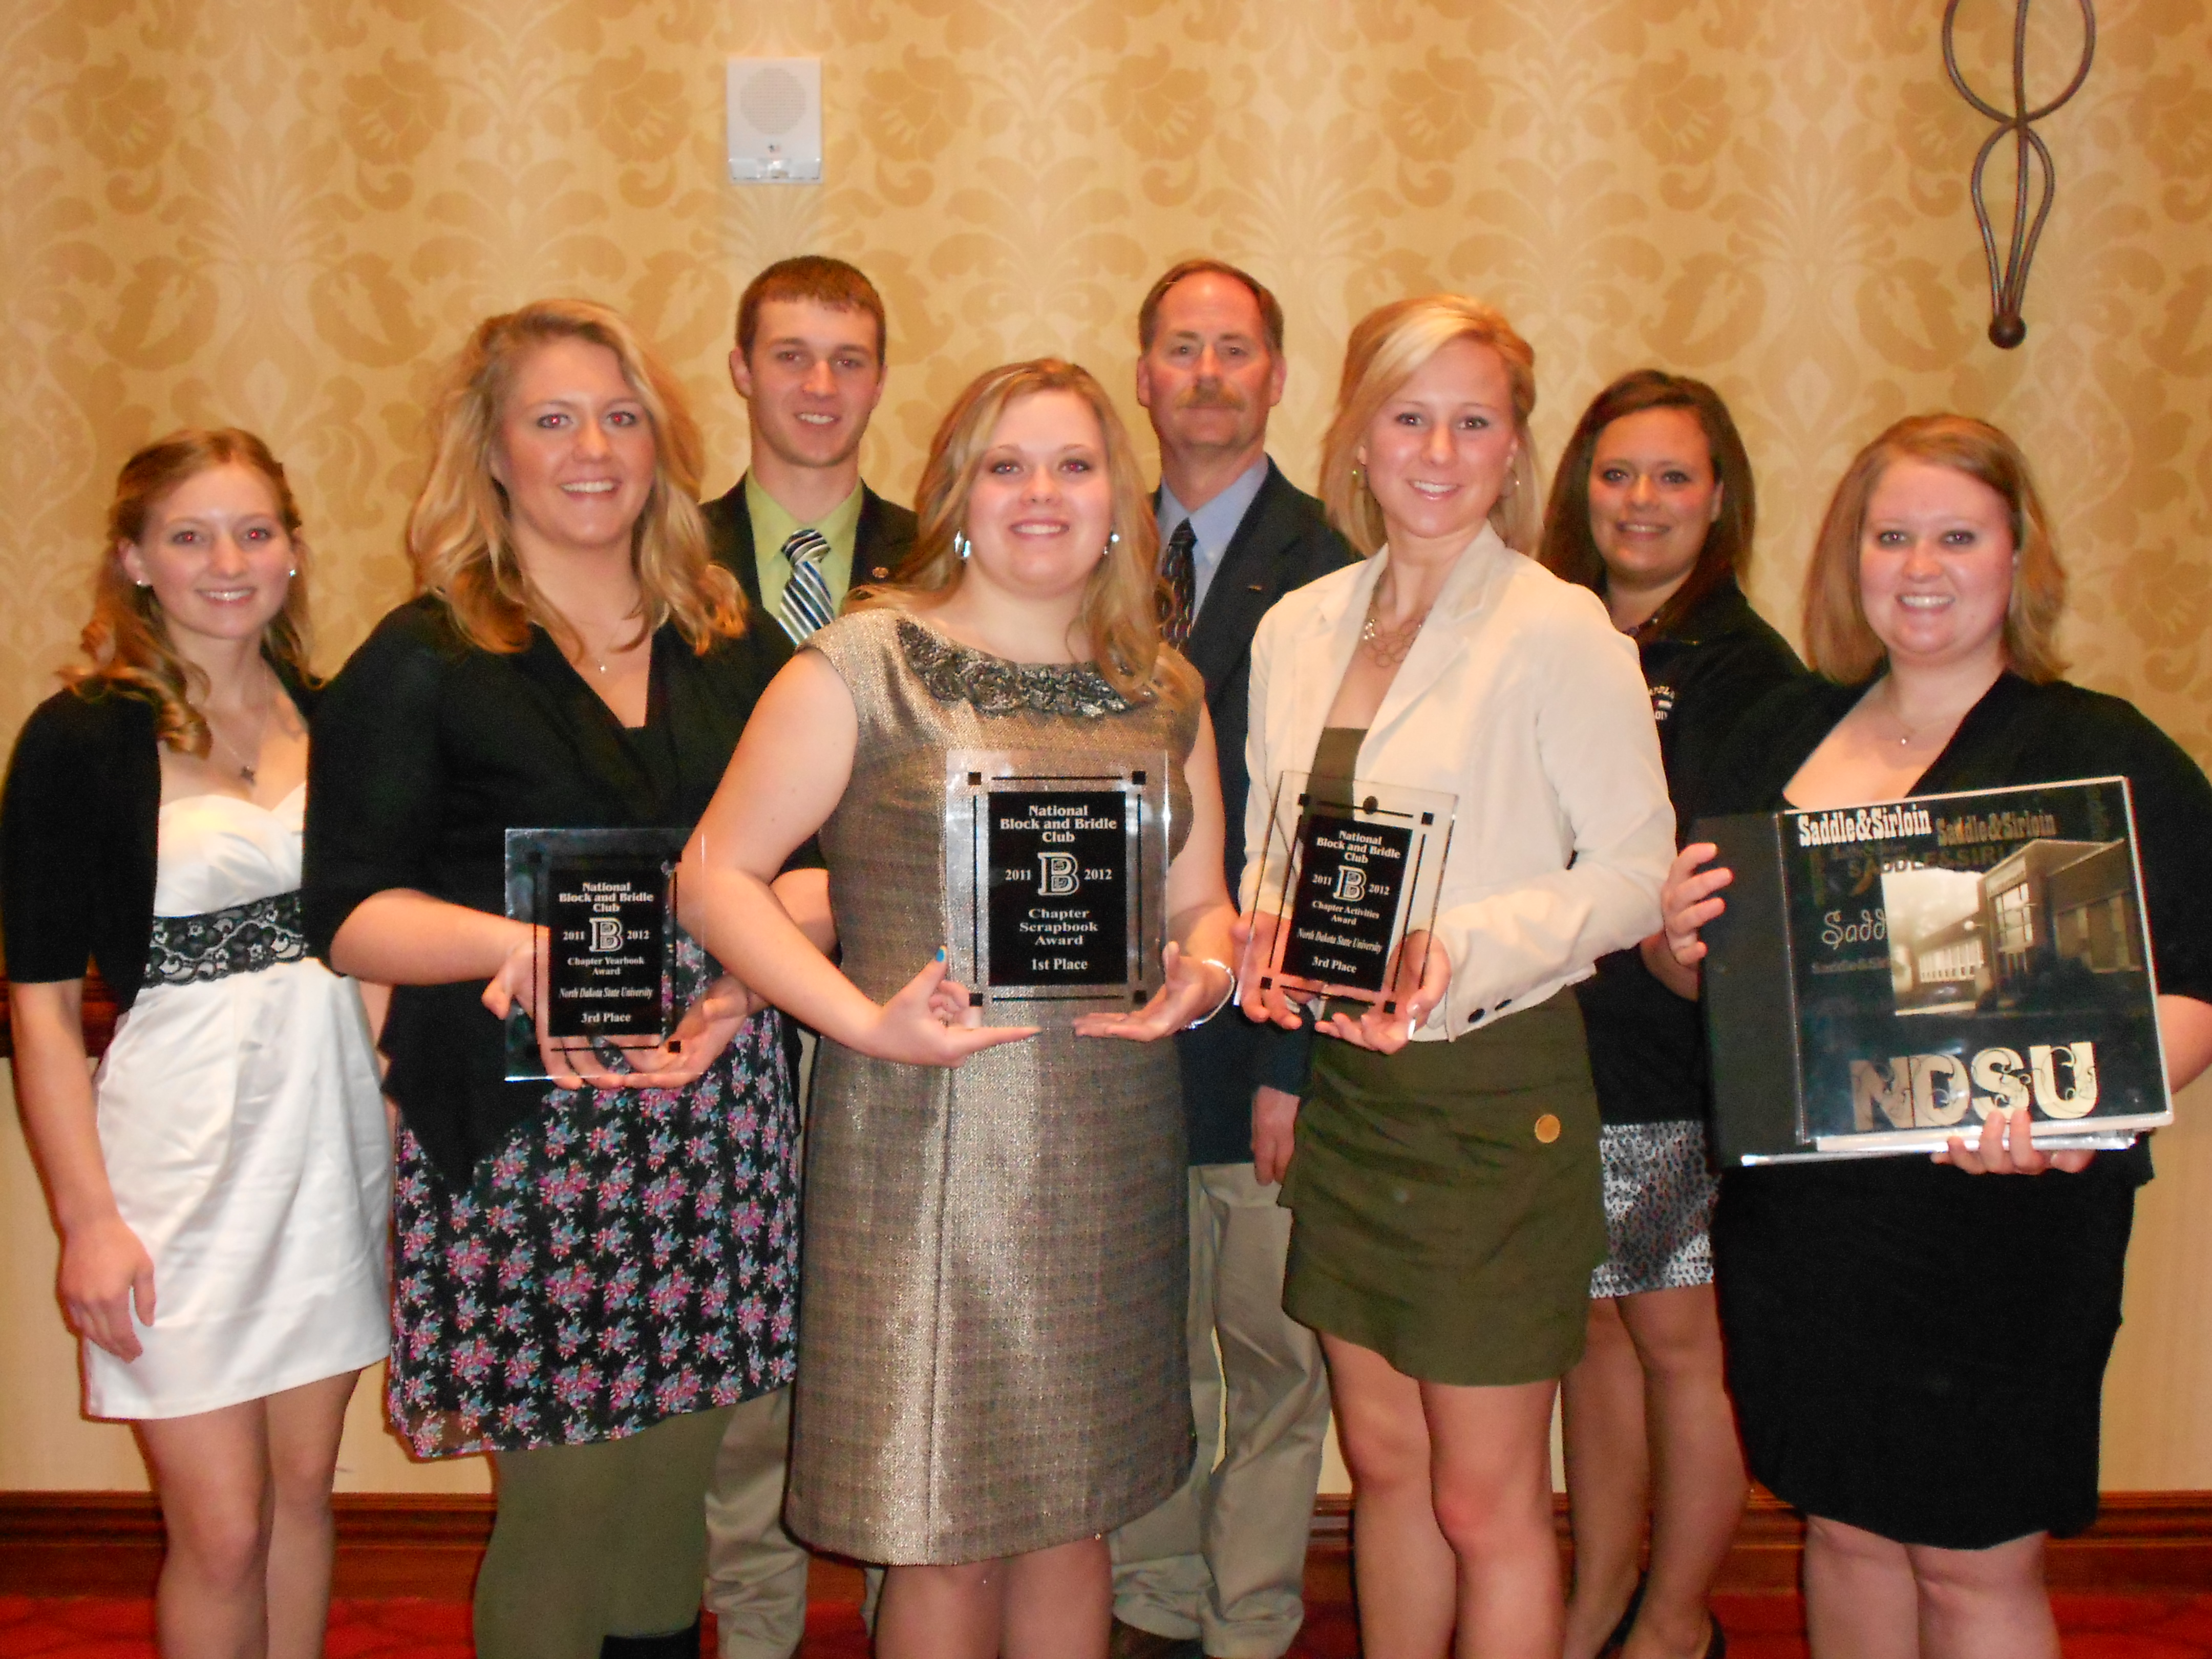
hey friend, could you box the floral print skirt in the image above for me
[388,1012,799,1457]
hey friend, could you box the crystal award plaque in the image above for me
[944,750,1170,1024]
[504,827,688,1080]
[1250,770,1457,1011]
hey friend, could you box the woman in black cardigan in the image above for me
[1660,415,2212,1657]
[302,298,818,1659]
[4,429,390,1659]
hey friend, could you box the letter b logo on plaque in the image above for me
[945,750,1169,1023]
[503,826,687,1080]
[1252,770,1456,1011]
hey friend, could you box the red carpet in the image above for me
[6,1592,2212,1655]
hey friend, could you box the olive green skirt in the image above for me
[1281,992,1605,1386]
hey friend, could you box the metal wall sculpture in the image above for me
[1942,0,2098,348]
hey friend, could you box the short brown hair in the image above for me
[1801,413,2067,685]
[857,359,1194,706]
[1137,259,1285,358]
[1318,295,1541,557]
[1538,368,1757,636]
[408,297,746,658]
[69,428,315,756]
[736,255,887,365]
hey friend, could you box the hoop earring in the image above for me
[954,530,971,562]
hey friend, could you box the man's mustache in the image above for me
[1175,381,1246,412]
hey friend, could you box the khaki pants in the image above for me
[701,1385,809,1659]
[1109,1162,1331,1658]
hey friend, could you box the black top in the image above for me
[1171,460,1358,1166]
[301,595,798,1187]
[1699,670,2212,1179]
[3,664,318,1011]
[1574,577,1803,1125]
[699,477,918,612]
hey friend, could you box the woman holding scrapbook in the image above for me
[1239,295,1674,1658]
[1658,414,2212,1657]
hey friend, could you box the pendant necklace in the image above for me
[211,684,274,786]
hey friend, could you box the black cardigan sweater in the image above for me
[2,667,316,1009]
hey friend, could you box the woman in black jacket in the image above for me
[4,429,389,1659]
[1539,370,1802,1659]
[303,299,816,1659]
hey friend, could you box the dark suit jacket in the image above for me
[700,476,919,617]
[1172,459,1357,1165]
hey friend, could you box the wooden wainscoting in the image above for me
[5,1491,2211,1602]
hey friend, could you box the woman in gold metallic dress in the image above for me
[683,359,1240,1659]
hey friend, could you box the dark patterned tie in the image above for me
[1160,518,1198,648]
[777,526,835,645]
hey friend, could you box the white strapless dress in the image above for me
[87,785,391,1419]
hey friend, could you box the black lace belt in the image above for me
[146,890,308,986]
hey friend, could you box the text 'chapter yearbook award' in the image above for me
[1250,769,1456,1011]
[944,750,1169,1025]
[504,827,687,1080]
[1697,777,2172,1164]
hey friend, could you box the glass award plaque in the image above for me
[1250,769,1457,1011]
[944,749,1170,1024]
[503,827,688,1081]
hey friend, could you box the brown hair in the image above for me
[67,428,315,755]
[1538,368,1757,636]
[857,359,1190,704]
[407,297,745,657]
[736,255,888,365]
[1136,259,1286,358]
[1801,414,2067,685]
[1318,294,1541,557]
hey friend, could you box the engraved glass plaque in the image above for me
[504,827,687,1081]
[944,750,1171,1024]
[1251,770,1457,1011]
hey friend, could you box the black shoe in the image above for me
[1108,1616,1203,1659]
[599,1615,701,1657]
[1600,1577,1647,1654]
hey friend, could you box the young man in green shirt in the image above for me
[698,255,914,1659]
[701,255,917,646]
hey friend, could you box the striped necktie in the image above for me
[777,526,836,645]
[1160,518,1198,648]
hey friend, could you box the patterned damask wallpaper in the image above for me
[4,0,2207,756]
[4,0,2212,1494]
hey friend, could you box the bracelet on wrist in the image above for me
[1185,957,1239,1029]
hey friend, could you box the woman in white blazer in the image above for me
[1238,295,1674,1659]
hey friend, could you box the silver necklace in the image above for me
[209,685,274,785]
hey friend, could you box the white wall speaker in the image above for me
[727,58,822,184]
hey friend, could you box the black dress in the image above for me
[302,597,805,1456]
[1699,671,2212,1548]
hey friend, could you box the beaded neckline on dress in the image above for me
[895,615,1146,719]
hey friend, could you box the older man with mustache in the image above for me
[1108,260,1355,1659]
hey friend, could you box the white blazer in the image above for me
[1241,524,1673,1041]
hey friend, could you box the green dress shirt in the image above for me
[746,476,863,620]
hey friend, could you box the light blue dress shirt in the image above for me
[1157,457,1271,616]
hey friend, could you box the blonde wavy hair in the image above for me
[67,428,315,754]
[408,297,745,656]
[1318,294,1542,558]
[858,358,1190,703]
[1802,414,2067,685]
